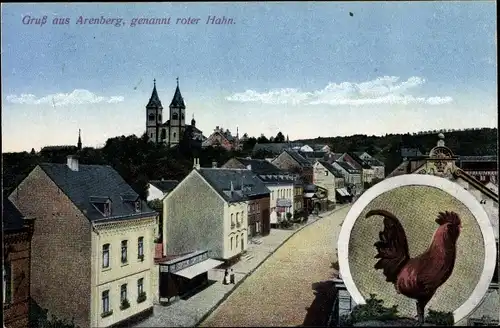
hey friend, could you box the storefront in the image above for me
[336,187,352,204]
[158,250,223,303]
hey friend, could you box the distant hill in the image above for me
[294,128,498,174]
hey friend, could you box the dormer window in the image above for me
[135,201,141,212]
[90,196,112,217]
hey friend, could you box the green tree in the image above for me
[274,131,285,143]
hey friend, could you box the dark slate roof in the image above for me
[284,150,312,167]
[334,161,361,173]
[459,155,498,162]
[343,152,369,169]
[149,180,179,193]
[257,172,295,185]
[38,163,156,222]
[253,143,291,154]
[147,82,163,108]
[197,168,270,202]
[401,147,423,157]
[234,158,283,175]
[170,85,186,109]
[3,198,25,231]
[318,160,344,178]
[365,158,385,167]
[300,151,327,159]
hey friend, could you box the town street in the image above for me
[199,205,350,327]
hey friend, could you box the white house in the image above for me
[299,145,314,153]
[313,160,347,203]
[147,180,179,202]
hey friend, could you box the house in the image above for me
[222,158,294,227]
[202,126,241,151]
[353,152,386,179]
[313,160,348,206]
[3,199,35,328]
[303,184,328,213]
[299,145,314,153]
[271,149,314,184]
[147,180,179,202]
[331,161,362,196]
[8,155,158,328]
[312,144,331,153]
[293,177,305,216]
[162,165,271,263]
[457,155,498,185]
[252,142,298,156]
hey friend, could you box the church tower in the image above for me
[146,79,163,144]
[168,77,186,147]
[77,129,82,150]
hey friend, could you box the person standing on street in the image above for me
[230,268,235,284]
[223,269,229,285]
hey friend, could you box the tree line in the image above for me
[2,128,497,201]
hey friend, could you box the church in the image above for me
[145,78,204,148]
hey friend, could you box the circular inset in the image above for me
[338,174,496,324]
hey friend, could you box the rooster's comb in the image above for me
[435,211,461,226]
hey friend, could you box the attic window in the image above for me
[135,201,141,212]
[325,171,329,176]
[90,196,112,217]
[103,202,111,217]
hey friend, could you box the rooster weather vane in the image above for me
[366,209,462,325]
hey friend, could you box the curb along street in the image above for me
[194,204,350,327]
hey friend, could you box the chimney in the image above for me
[193,158,200,170]
[212,161,217,168]
[246,164,252,170]
[67,155,79,171]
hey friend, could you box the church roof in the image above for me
[147,79,163,108]
[170,79,186,109]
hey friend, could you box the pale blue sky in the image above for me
[2,2,497,152]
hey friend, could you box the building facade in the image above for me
[162,167,270,261]
[202,126,241,151]
[313,160,348,205]
[332,161,362,196]
[8,156,157,328]
[145,79,204,148]
[3,199,34,328]
[293,178,304,215]
[271,149,314,184]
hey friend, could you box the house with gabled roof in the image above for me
[271,149,314,184]
[162,165,271,262]
[8,155,158,328]
[202,126,241,151]
[332,161,363,196]
[222,158,294,228]
[313,160,348,205]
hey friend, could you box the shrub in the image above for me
[425,309,454,326]
[348,294,399,324]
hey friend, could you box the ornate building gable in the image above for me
[413,133,458,179]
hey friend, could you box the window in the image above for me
[325,171,329,176]
[135,201,141,212]
[236,212,239,223]
[230,237,233,250]
[236,235,239,247]
[102,290,110,313]
[103,202,111,217]
[3,262,11,304]
[161,129,166,140]
[181,113,185,120]
[148,113,155,121]
[158,114,162,122]
[173,132,176,138]
[138,237,144,259]
[121,240,128,263]
[102,244,110,268]
[137,278,144,294]
[120,284,127,302]
[150,133,153,138]
[231,213,235,227]
[172,112,179,120]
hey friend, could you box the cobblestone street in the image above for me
[199,206,350,327]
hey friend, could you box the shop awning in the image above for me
[172,258,224,279]
[336,188,351,197]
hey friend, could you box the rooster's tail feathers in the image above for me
[366,209,411,284]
